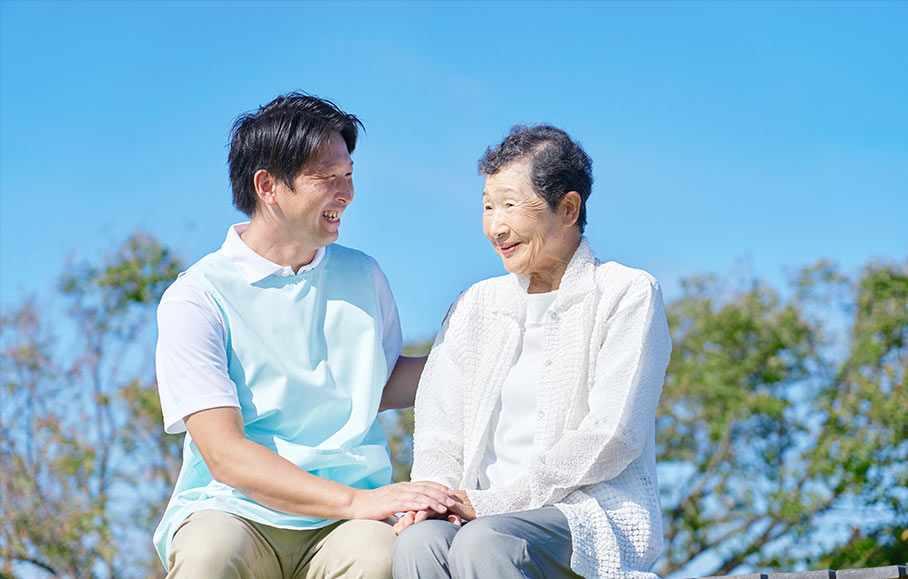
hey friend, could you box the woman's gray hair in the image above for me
[478,125,593,233]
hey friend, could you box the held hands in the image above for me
[350,481,456,521]
[392,489,476,535]
[393,509,463,534]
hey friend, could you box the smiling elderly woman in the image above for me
[392,125,672,579]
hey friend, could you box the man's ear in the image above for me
[558,191,582,227]
[253,169,281,209]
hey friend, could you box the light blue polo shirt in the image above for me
[153,241,396,567]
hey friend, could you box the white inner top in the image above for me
[477,290,558,490]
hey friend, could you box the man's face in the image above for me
[276,131,354,248]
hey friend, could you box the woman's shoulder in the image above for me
[455,273,516,302]
[442,273,517,324]
[592,259,662,298]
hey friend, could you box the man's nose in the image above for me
[336,177,353,205]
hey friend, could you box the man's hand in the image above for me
[392,509,462,535]
[449,489,476,521]
[349,481,456,521]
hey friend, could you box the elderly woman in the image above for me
[392,125,672,579]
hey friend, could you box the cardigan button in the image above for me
[545,359,552,366]
[537,410,545,419]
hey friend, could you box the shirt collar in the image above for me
[220,222,326,284]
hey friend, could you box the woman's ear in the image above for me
[253,169,281,209]
[559,191,582,227]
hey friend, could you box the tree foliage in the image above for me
[1,233,184,578]
[657,259,907,575]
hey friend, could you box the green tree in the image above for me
[1,233,183,578]
[812,526,908,569]
[657,259,907,575]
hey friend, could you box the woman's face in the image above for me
[482,161,575,281]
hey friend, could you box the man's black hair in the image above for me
[478,125,593,233]
[228,92,363,216]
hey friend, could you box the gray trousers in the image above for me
[392,506,581,579]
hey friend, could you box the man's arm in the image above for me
[379,355,428,411]
[185,406,454,520]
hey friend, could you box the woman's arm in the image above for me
[467,276,671,515]
[409,300,469,489]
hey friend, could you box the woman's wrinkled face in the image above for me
[482,161,568,279]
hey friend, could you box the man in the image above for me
[153,93,454,578]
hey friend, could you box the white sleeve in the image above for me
[155,275,240,434]
[410,293,468,488]
[369,257,403,379]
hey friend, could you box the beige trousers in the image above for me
[166,510,395,579]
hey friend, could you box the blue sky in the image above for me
[2,0,906,342]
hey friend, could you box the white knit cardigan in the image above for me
[410,238,671,579]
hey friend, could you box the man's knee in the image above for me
[315,519,395,579]
[167,510,275,578]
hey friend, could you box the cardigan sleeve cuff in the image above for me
[466,477,532,517]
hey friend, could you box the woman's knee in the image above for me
[448,515,541,579]
[393,519,460,579]
[394,519,458,559]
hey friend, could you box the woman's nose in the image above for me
[488,213,509,238]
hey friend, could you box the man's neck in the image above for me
[240,217,319,273]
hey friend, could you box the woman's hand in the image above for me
[449,489,476,521]
[393,509,463,535]
[349,481,455,520]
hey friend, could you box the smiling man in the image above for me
[152,93,453,578]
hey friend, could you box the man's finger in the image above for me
[410,481,457,501]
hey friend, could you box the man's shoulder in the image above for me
[158,249,226,314]
[327,243,378,269]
